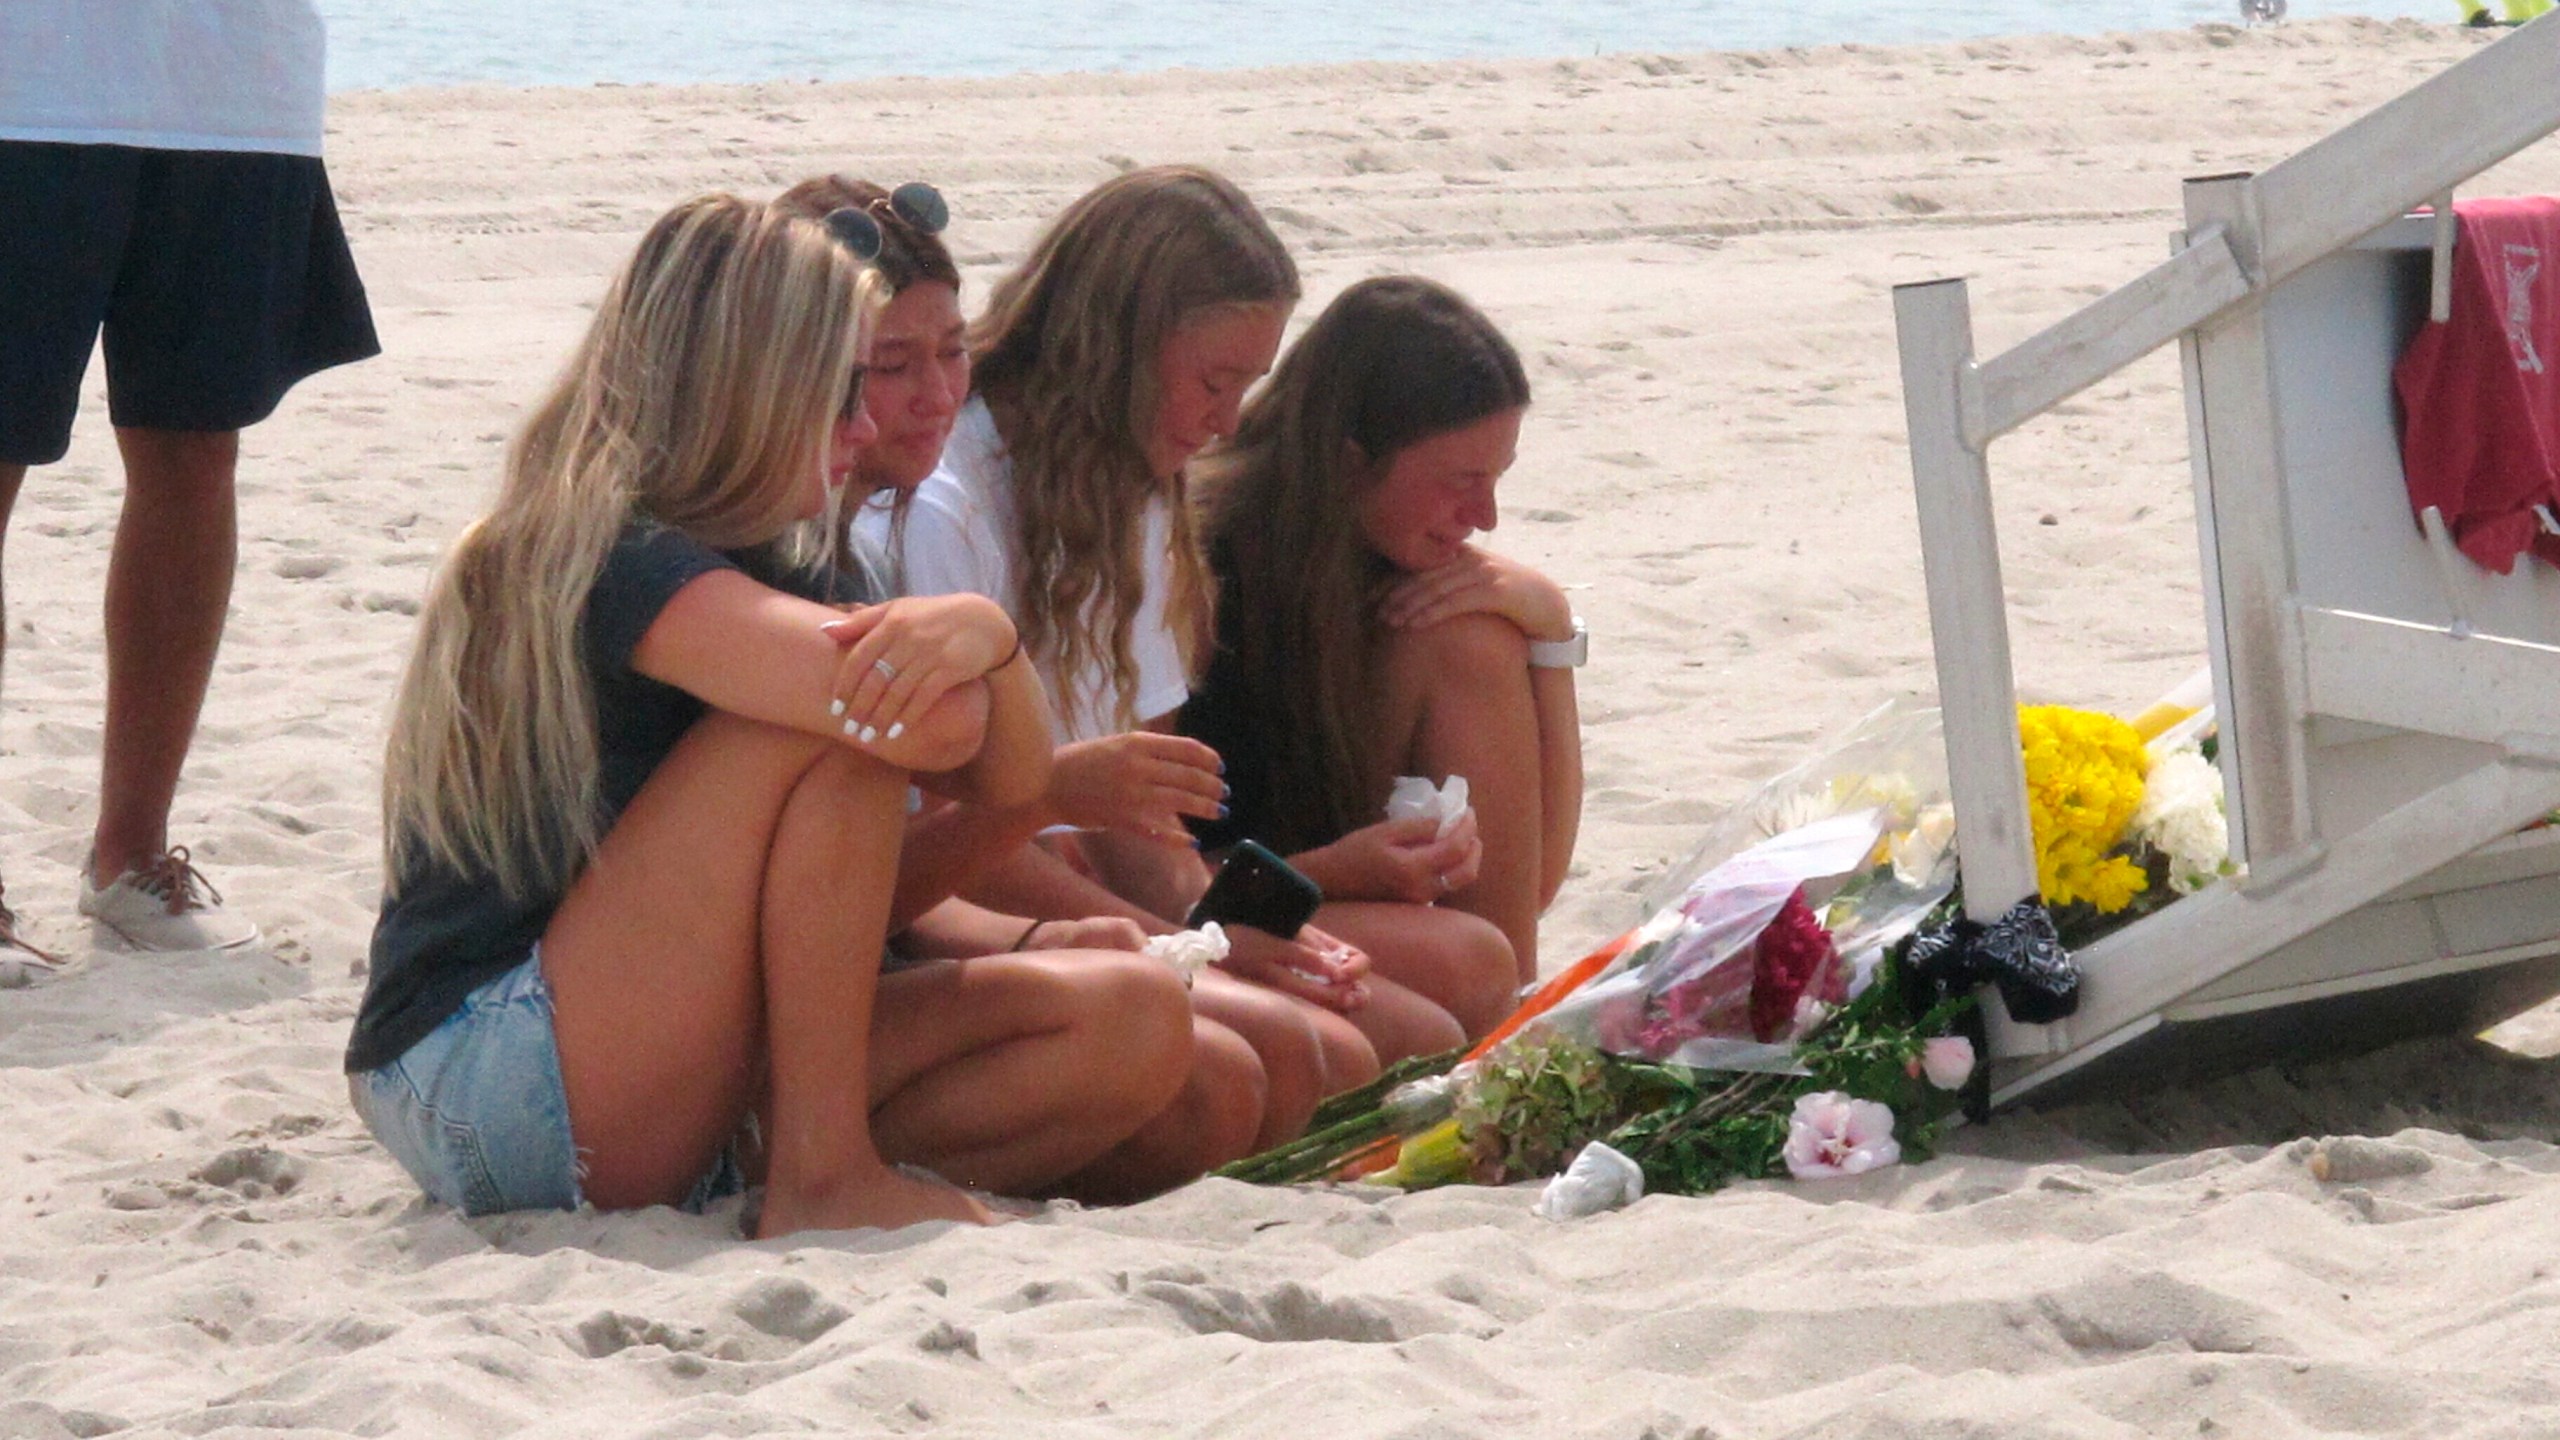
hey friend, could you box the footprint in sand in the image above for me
[272,555,343,581]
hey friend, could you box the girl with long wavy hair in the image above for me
[1187,276,1584,1033]
[349,194,1194,1238]
[776,173,1266,1195]
[859,165,1467,1154]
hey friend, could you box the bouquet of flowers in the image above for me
[1218,694,2237,1211]
[2015,702,2232,945]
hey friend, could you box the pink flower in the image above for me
[1781,1091,1902,1179]
[1921,1036,1976,1091]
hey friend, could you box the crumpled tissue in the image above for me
[1386,774,1470,837]
[1142,922,1228,987]
[1535,1140,1646,1220]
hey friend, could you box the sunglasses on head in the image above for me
[824,181,950,262]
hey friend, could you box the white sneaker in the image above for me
[77,847,260,952]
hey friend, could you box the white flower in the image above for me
[2131,748,2231,895]
[1887,803,1957,888]
[1755,771,1921,841]
[1142,923,1229,986]
[1756,788,1842,839]
[1921,1035,1976,1091]
[1836,772,1921,823]
[1781,1091,1902,1179]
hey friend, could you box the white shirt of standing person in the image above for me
[855,397,1191,745]
[0,0,327,157]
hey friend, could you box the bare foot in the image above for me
[755,1166,997,1239]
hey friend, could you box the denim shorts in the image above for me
[351,949,741,1217]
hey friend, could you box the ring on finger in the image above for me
[873,658,898,680]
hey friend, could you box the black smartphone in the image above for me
[1185,839,1323,939]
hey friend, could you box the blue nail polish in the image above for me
[1216,803,1230,819]
[1220,783,1232,800]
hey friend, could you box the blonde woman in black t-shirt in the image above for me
[352,196,1193,1238]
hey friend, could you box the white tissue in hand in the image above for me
[1142,923,1229,986]
[1535,1140,1646,1220]
[1386,774,1470,838]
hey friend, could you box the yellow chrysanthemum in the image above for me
[2016,705,2151,913]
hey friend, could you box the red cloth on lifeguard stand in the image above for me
[2393,195,2560,575]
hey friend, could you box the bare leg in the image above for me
[542,712,986,1237]
[865,949,1193,1193]
[1319,900,1517,1041]
[1189,968,1378,1148]
[0,459,20,691]
[1051,1014,1269,1203]
[93,428,237,883]
[0,461,39,961]
[1379,613,1549,987]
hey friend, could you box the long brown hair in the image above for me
[385,195,874,898]
[1195,276,1531,852]
[970,164,1297,727]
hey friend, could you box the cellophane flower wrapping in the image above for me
[1640,701,1955,916]
[1545,812,1908,1072]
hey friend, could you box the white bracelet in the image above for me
[1527,616,1588,669]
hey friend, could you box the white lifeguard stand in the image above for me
[1892,14,2560,1104]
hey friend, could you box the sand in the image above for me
[6,17,2560,1436]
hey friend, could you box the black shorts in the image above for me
[0,141,381,467]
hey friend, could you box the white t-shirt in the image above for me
[856,398,1190,745]
[0,1,327,157]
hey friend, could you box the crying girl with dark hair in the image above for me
[1186,276,1585,1036]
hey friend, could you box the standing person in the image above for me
[1188,277,1582,1034]
[350,195,1194,1238]
[0,0,380,962]
[859,165,1468,1151]
[774,172,1267,1198]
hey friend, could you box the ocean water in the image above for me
[315,0,2451,91]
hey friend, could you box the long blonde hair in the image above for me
[969,165,1297,726]
[384,193,876,898]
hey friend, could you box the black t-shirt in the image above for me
[345,524,879,1074]
[1181,552,1300,858]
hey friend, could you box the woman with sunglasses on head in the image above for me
[857,166,1473,1165]
[775,173,1272,1196]
[347,194,1195,1238]
[1186,277,1582,1031]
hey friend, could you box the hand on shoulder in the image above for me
[1376,544,1573,643]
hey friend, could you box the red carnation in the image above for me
[1748,887,1842,1042]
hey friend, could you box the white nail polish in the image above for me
[885,722,905,740]
[858,724,878,743]
[829,698,846,717]
[842,718,860,736]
